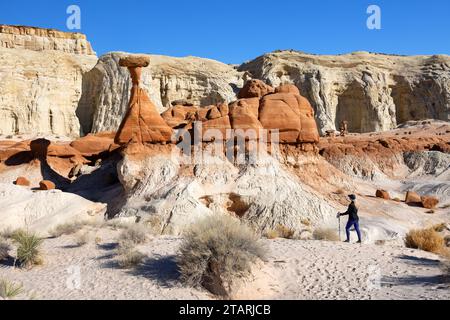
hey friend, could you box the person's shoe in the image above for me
[344,240,350,243]
[357,240,362,244]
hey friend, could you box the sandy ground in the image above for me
[1,228,448,300]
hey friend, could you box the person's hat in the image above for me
[348,194,356,201]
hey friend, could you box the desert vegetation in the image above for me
[177,214,266,297]
[404,228,445,254]
[0,238,11,261]
[118,223,148,245]
[0,279,23,299]
[313,228,339,241]
[264,224,295,239]
[115,239,145,268]
[12,231,44,268]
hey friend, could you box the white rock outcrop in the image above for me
[116,147,337,235]
[239,50,450,134]
[0,183,106,236]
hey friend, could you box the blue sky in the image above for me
[1,0,449,63]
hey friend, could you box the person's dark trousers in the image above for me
[345,220,362,242]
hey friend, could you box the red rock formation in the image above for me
[405,191,421,205]
[376,190,390,200]
[259,85,319,144]
[200,103,231,141]
[229,98,262,139]
[238,79,274,99]
[115,56,173,145]
[39,180,56,190]
[161,105,198,128]
[421,196,439,209]
[15,176,30,187]
[71,133,119,157]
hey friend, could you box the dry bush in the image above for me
[104,219,132,230]
[12,232,44,268]
[264,229,279,240]
[177,214,266,296]
[300,218,311,227]
[75,231,91,247]
[118,223,148,245]
[49,222,85,238]
[313,228,339,242]
[276,225,295,239]
[433,223,447,233]
[335,188,345,195]
[116,240,145,269]
[405,228,445,254]
[0,279,23,299]
[263,225,295,240]
[0,238,11,261]
[1,228,26,240]
[143,215,163,234]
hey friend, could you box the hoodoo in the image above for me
[114,55,173,145]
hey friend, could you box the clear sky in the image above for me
[1,0,449,64]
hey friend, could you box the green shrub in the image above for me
[0,279,23,299]
[13,232,44,268]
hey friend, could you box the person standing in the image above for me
[337,194,362,243]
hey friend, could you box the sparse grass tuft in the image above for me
[0,238,11,261]
[75,231,91,247]
[177,214,266,296]
[433,223,447,233]
[12,232,44,268]
[264,225,295,240]
[118,224,148,245]
[49,222,85,238]
[405,228,445,254]
[313,228,339,242]
[116,240,145,268]
[0,279,23,299]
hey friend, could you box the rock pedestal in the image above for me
[114,56,173,145]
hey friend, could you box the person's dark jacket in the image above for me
[340,201,359,221]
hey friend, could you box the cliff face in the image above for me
[80,52,245,133]
[239,51,450,134]
[0,26,97,136]
[0,25,96,55]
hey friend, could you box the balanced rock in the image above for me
[421,196,439,209]
[238,79,274,99]
[115,56,173,145]
[376,189,390,200]
[405,191,421,205]
[39,180,56,190]
[259,85,320,143]
[118,56,150,68]
[15,176,30,187]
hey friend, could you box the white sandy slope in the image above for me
[1,230,448,300]
[0,183,106,236]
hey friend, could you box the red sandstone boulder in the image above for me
[275,84,301,95]
[161,105,198,128]
[15,176,30,187]
[200,104,231,141]
[376,190,390,200]
[229,98,262,139]
[259,86,319,144]
[71,134,120,157]
[39,180,56,190]
[421,196,439,209]
[238,80,274,99]
[405,191,421,205]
